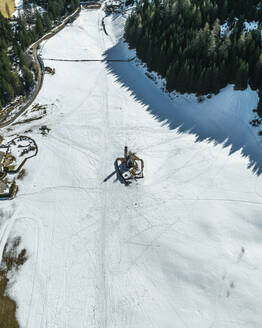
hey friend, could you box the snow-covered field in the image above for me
[2,8,262,328]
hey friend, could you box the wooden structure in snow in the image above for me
[115,146,144,185]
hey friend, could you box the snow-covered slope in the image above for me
[2,9,262,328]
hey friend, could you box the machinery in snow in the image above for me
[115,146,144,185]
[45,67,56,75]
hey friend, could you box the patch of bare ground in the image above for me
[3,154,16,168]
[83,3,101,9]
[17,169,26,180]
[30,103,47,113]
[0,237,27,328]
[0,181,8,194]
[0,97,24,124]
[12,116,44,126]
[0,0,15,18]
[12,103,48,126]
[0,177,11,194]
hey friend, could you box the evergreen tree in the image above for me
[125,0,262,95]
[0,0,80,106]
[35,14,44,37]
[22,67,34,91]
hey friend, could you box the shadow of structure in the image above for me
[104,39,262,176]
[103,170,116,183]
[103,161,129,186]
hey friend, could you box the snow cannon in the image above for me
[115,146,144,185]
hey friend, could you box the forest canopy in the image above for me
[0,0,79,108]
[124,0,262,95]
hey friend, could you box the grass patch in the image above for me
[0,0,15,18]
[0,237,27,328]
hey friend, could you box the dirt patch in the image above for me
[12,104,47,126]
[30,104,47,113]
[0,0,15,18]
[0,237,27,328]
[83,3,101,9]
[3,154,16,168]
[0,152,6,163]
[12,116,44,126]
[17,169,26,180]
[0,180,9,194]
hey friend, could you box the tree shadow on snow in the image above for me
[104,39,262,176]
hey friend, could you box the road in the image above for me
[0,7,81,128]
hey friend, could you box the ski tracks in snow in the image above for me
[94,11,110,328]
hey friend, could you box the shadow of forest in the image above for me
[104,39,262,175]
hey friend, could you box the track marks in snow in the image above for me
[174,197,262,206]
[94,11,111,328]
[17,185,99,199]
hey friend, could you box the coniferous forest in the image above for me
[0,0,79,108]
[125,0,262,95]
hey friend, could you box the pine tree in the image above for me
[22,67,34,91]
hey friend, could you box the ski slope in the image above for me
[2,8,262,328]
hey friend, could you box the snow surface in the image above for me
[14,0,23,16]
[220,22,229,37]
[15,0,23,9]
[220,20,260,37]
[244,21,259,32]
[2,9,262,328]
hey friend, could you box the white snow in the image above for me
[15,0,23,10]
[220,20,260,37]
[14,0,23,16]
[220,22,229,37]
[244,21,259,32]
[1,8,262,328]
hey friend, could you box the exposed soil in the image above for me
[0,237,27,328]
[0,0,15,18]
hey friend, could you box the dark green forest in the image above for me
[0,0,79,108]
[125,0,262,95]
